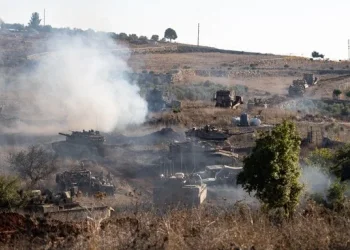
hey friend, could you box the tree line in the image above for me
[0,12,178,43]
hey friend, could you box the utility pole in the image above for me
[348,39,350,61]
[197,23,200,46]
[44,9,46,26]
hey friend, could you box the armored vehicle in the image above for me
[22,189,114,221]
[153,172,207,208]
[288,74,318,97]
[185,125,229,141]
[168,140,239,172]
[24,189,80,213]
[213,90,243,108]
[52,130,106,159]
[55,169,115,196]
[195,165,243,187]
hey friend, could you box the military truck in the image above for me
[288,74,318,97]
[153,172,207,208]
[55,169,115,196]
[213,90,244,108]
[185,125,229,141]
[52,130,106,159]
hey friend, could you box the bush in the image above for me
[306,148,334,174]
[284,64,289,68]
[327,180,346,210]
[250,63,258,69]
[341,107,350,116]
[0,176,22,208]
[173,107,181,113]
[333,89,342,97]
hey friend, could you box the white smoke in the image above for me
[2,34,148,134]
[301,166,333,195]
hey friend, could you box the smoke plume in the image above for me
[301,165,333,195]
[2,34,148,134]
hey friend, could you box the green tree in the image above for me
[151,34,159,41]
[327,179,346,210]
[164,28,177,42]
[28,12,41,29]
[8,145,58,187]
[237,120,303,217]
[128,34,138,41]
[306,148,334,174]
[333,144,350,180]
[0,176,22,208]
[139,35,148,41]
[312,51,324,59]
[118,32,128,40]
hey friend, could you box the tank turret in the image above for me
[58,130,105,146]
[52,129,106,159]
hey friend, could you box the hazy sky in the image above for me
[2,0,350,59]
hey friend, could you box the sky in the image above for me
[1,0,350,59]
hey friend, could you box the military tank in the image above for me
[185,125,229,141]
[52,130,106,159]
[55,169,115,196]
[153,173,207,208]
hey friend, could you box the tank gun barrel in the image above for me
[58,132,71,137]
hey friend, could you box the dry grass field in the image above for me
[128,52,350,72]
[3,201,350,250]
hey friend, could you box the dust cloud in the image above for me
[1,34,148,134]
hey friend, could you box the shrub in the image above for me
[333,89,342,97]
[327,180,346,210]
[306,148,334,174]
[250,63,258,69]
[0,176,22,208]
